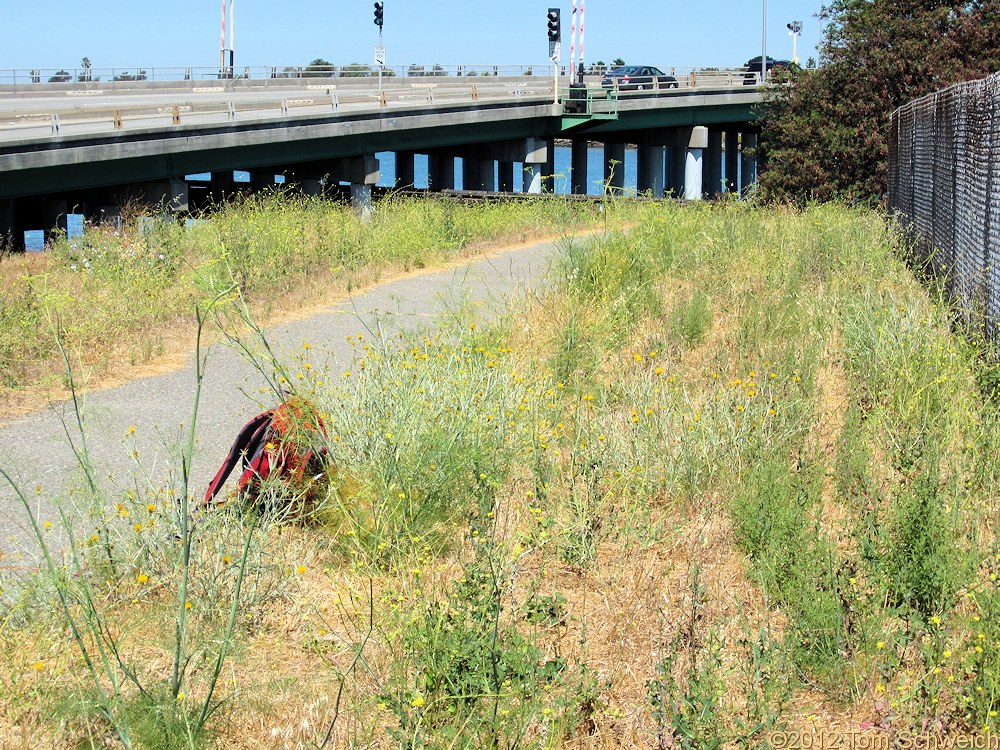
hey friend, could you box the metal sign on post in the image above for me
[549,40,561,62]
[374,45,386,66]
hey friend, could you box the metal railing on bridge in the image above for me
[0,64,756,90]
[889,72,1000,340]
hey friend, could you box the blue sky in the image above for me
[1,1,825,73]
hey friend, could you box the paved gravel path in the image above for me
[0,236,568,563]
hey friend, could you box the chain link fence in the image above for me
[889,72,1000,340]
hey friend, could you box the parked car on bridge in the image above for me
[742,57,797,84]
[600,65,679,91]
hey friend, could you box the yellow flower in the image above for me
[43,521,52,529]
[876,641,885,649]
[296,565,307,575]
[411,694,425,708]
[137,573,148,585]
[147,503,156,512]
[185,601,193,610]
[32,661,44,672]
[127,426,136,435]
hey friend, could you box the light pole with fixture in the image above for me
[787,21,802,64]
[761,0,767,84]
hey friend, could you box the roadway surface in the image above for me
[0,234,570,566]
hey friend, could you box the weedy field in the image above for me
[0,192,620,415]
[2,198,1000,749]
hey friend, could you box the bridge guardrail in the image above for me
[0,69,760,141]
[0,65,755,91]
[0,81,561,139]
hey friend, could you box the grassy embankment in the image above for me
[2,197,1000,749]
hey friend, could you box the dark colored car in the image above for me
[600,65,679,91]
[742,57,797,84]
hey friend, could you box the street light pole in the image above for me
[761,0,767,84]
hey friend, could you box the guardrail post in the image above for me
[51,114,61,135]
[281,99,289,117]
[113,110,123,130]
[331,93,340,112]
[380,89,388,107]
[228,102,236,121]
[470,84,479,101]
[171,106,181,125]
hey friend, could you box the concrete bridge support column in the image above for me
[210,171,236,204]
[740,132,758,194]
[461,157,481,192]
[703,129,724,198]
[395,151,416,189]
[145,178,189,211]
[0,198,16,249]
[684,126,708,201]
[325,154,380,216]
[571,140,589,195]
[724,129,739,193]
[44,199,68,234]
[300,179,323,197]
[604,142,626,194]
[351,184,373,220]
[251,172,276,191]
[478,158,496,192]
[667,145,685,197]
[523,138,547,194]
[498,161,515,193]
[543,139,556,193]
[637,145,666,198]
[428,155,455,191]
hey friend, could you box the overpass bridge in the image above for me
[0,69,766,247]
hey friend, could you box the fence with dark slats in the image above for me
[889,73,1000,339]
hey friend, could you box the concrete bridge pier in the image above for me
[144,178,189,211]
[461,157,481,192]
[702,129,724,198]
[684,126,709,201]
[637,145,666,198]
[0,198,18,249]
[604,142,627,195]
[428,155,455,191]
[724,129,739,193]
[543,140,555,193]
[210,171,237,204]
[395,151,416,189]
[668,143,686,197]
[327,154,380,216]
[498,161,515,193]
[523,138,547,194]
[571,140,589,195]
[251,172,276,191]
[740,132,758,194]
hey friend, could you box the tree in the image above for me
[48,70,71,83]
[304,58,334,78]
[758,1,1000,203]
[612,58,625,67]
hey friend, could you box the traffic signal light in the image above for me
[547,8,560,42]
[374,2,384,27]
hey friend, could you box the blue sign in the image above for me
[66,213,84,240]
[24,230,45,252]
